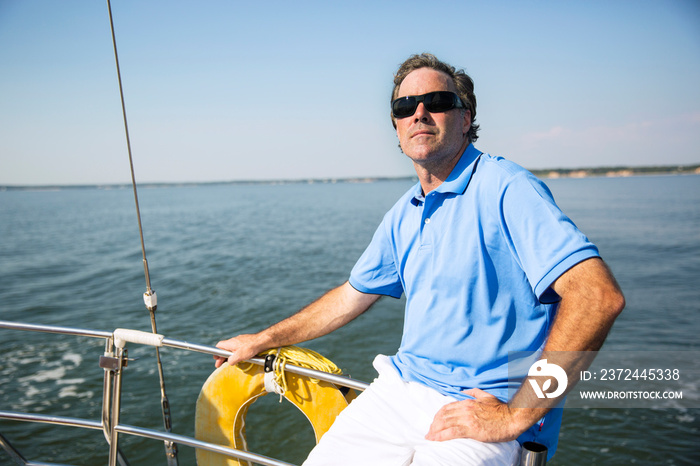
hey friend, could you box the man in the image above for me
[215,53,625,465]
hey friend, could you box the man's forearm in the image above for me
[507,257,625,433]
[216,282,379,367]
[260,281,380,348]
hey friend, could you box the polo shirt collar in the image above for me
[436,143,481,194]
[411,144,481,204]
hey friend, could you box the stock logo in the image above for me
[528,359,568,399]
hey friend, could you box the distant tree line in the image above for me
[529,164,700,179]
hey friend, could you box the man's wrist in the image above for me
[506,405,549,439]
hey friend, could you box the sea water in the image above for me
[0,175,698,465]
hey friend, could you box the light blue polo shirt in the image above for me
[349,144,599,455]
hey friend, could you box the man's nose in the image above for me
[413,102,430,121]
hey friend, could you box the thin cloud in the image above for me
[517,113,700,168]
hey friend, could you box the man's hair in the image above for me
[391,53,480,142]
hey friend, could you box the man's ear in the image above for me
[462,109,472,136]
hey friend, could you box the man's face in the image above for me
[395,68,471,168]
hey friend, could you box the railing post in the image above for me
[102,338,114,439]
[107,345,127,466]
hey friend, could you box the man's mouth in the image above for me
[411,130,434,139]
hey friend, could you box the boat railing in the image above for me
[0,320,368,466]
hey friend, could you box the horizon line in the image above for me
[2,163,699,190]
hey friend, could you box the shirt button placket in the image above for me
[421,194,435,245]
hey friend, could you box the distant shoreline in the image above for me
[2,163,699,191]
[529,163,700,180]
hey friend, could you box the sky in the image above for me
[1,0,699,186]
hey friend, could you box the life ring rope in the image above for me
[245,346,343,399]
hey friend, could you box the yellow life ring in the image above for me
[195,347,357,466]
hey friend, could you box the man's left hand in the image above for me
[425,388,519,443]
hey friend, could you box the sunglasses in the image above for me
[391,91,465,119]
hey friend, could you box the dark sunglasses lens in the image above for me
[424,92,456,112]
[392,97,417,118]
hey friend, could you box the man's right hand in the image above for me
[214,333,265,368]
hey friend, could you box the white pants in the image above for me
[303,355,520,466]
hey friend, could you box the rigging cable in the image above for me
[106,1,179,464]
